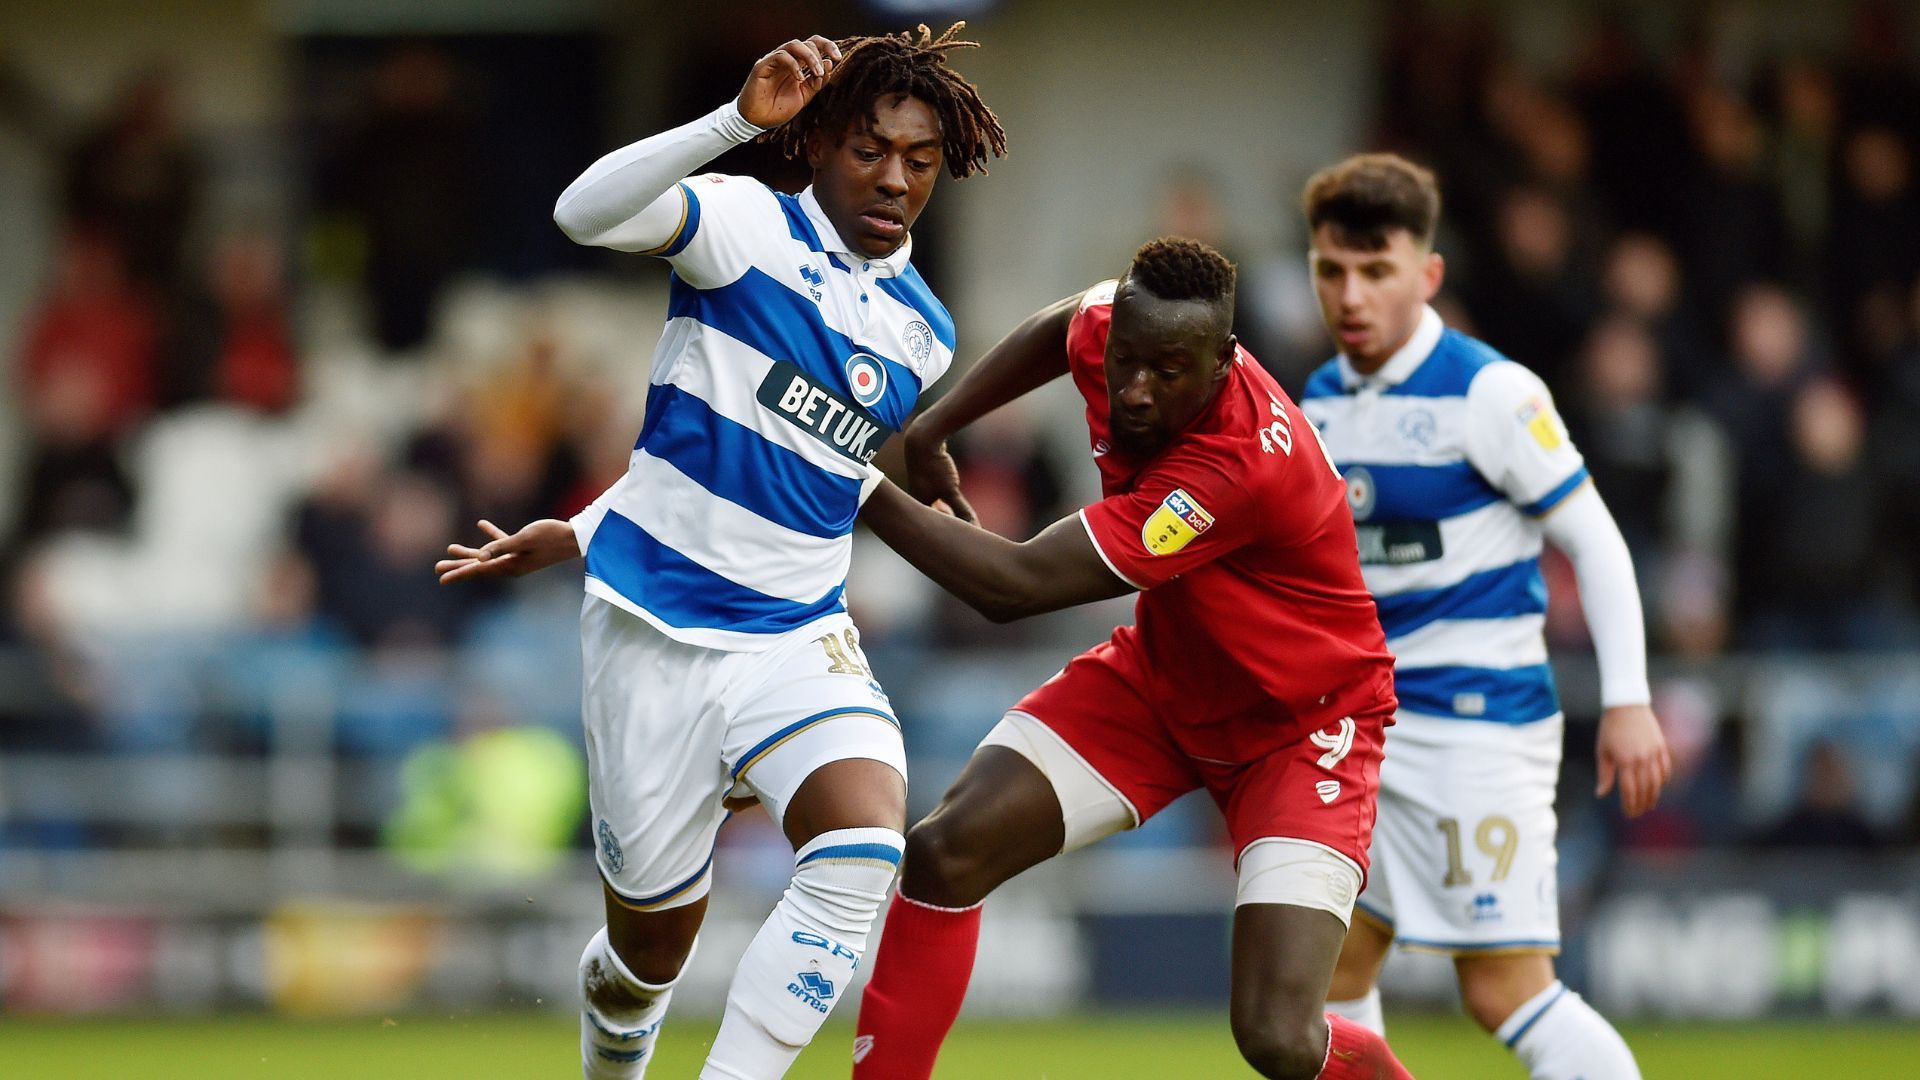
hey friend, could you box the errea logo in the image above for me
[799,263,824,301]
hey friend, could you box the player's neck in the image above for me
[1346,319,1421,377]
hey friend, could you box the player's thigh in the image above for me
[1366,712,1564,952]
[722,614,907,844]
[1002,637,1203,852]
[899,740,1074,906]
[579,598,732,965]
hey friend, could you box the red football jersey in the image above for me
[1068,281,1397,745]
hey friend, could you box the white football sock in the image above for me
[1326,987,1385,1035]
[1495,979,1641,1080]
[580,926,691,1079]
[700,827,903,1080]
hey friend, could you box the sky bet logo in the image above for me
[757,361,892,464]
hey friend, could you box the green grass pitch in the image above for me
[1,1013,1909,1078]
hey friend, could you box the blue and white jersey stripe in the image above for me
[1301,307,1588,724]
[575,176,955,650]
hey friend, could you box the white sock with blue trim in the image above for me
[1495,979,1641,1080]
[700,827,903,1080]
[1327,986,1385,1035]
[580,926,689,1079]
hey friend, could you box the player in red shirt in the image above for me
[850,239,1410,1079]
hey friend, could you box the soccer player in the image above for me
[435,26,1005,1079]
[849,238,1412,1080]
[1296,154,1672,1080]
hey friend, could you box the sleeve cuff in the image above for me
[571,502,609,556]
[1078,509,1145,591]
[714,99,768,142]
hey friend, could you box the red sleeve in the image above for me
[1064,280,1118,408]
[1080,440,1258,590]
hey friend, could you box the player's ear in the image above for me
[1215,334,1238,381]
[1422,251,1446,301]
[805,130,830,171]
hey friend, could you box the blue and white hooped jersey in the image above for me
[573,175,955,651]
[1300,306,1590,724]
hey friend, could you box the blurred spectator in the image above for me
[324,45,478,352]
[1755,740,1882,850]
[0,553,102,753]
[297,465,471,649]
[1597,232,1717,402]
[11,229,157,550]
[1764,56,1839,277]
[1464,185,1595,391]
[18,229,158,440]
[1708,284,1818,627]
[1569,13,1694,238]
[160,228,299,413]
[61,69,202,291]
[1678,84,1786,325]
[1743,378,1899,650]
[1837,0,1920,139]
[1828,128,1920,367]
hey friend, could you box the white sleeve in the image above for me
[1461,360,1590,515]
[552,100,765,258]
[1540,483,1651,708]
[569,471,629,555]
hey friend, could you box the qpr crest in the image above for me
[597,819,624,874]
[845,352,888,409]
[1344,465,1376,521]
[903,320,934,365]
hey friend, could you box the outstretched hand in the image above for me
[1595,703,1673,818]
[737,35,845,130]
[903,430,978,526]
[436,518,581,585]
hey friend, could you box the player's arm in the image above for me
[858,480,1130,623]
[1463,362,1672,817]
[551,35,842,251]
[900,294,1078,524]
[1540,488,1672,818]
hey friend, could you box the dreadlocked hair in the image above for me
[766,22,1007,179]
[1126,237,1237,305]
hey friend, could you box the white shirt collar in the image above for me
[1338,304,1444,389]
[798,185,913,277]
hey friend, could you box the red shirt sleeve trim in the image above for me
[1077,509,1145,591]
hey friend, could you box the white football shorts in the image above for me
[579,595,905,911]
[1355,710,1564,954]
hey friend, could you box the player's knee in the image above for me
[901,815,1000,907]
[1230,1012,1327,1080]
[1457,969,1527,1032]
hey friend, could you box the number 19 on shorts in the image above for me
[1436,815,1518,887]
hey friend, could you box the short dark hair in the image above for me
[1125,236,1237,309]
[768,22,1008,179]
[1301,153,1442,251]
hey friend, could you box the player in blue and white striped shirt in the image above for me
[1297,155,1671,1080]
[436,26,1004,1079]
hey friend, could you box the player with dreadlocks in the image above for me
[847,238,1413,1079]
[435,25,1004,1080]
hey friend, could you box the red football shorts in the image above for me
[1010,628,1387,873]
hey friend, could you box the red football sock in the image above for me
[1317,1010,1414,1079]
[851,890,983,1080]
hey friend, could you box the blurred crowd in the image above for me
[5,8,1920,868]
